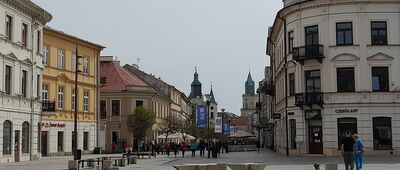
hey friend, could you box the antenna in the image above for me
[137,58,141,65]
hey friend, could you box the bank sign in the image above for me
[196,105,208,128]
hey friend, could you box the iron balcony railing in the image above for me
[292,45,324,64]
[295,92,324,107]
[42,101,56,112]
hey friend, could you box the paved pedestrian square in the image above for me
[0,149,399,170]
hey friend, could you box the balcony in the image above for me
[292,45,324,64]
[42,101,56,112]
[295,92,324,109]
[259,81,274,96]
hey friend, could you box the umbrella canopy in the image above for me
[229,130,256,138]
[170,133,195,140]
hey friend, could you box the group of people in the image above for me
[340,132,365,170]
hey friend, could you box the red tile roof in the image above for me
[231,116,248,126]
[100,61,150,92]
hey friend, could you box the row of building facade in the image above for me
[258,0,400,156]
[0,0,218,163]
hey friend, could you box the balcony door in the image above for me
[305,25,319,46]
[305,70,321,93]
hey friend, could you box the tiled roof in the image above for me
[100,61,149,92]
[231,116,248,126]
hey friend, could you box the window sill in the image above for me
[329,44,360,48]
[367,44,399,47]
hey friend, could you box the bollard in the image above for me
[325,164,338,170]
[68,160,79,170]
[103,160,113,169]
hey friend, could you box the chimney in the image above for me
[132,64,139,69]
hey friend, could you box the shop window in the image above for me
[290,119,296,149]
[22,122,30,153]
[3,120,12,155]
[337,118,357,149]
[373,117,392,150]
[337,67,355,92]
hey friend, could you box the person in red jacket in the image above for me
[180,142,187,157]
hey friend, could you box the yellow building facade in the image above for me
[41,27,104,156]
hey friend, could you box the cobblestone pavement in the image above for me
[0,149,399,170]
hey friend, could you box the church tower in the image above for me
[189,67,202,99]
[245,72,255,95]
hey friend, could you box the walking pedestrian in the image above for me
[190,141,197,157]
[199,140,205,157]
[353,134,365,170]
[173,142,179,157]
[341,131,355,170]
[180,141,187,157]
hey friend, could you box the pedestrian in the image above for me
[341,131,355,170]
[199,140,205,157]
[313,163,320,170]
[180,141,187,157]
[165,142,171,156]
[353,134,365,170]
[111,142,116,153]
[190,141,197,157]
[172,142,179,157]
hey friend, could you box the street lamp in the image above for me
[73,46,83,160]
[206,100,210,138]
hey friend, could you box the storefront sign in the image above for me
[335,109,358,113]
[41,122,65,128]
[272,113,281,119]
[305,110,321,119]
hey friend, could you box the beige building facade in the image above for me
[266,0,400,156]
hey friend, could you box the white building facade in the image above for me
[267,0,400,156]
[0,0,51,163]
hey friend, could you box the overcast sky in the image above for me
[32,0,282,115]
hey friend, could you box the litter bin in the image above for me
[77,149,82,160]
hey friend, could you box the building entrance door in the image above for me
[309,126,323,154]
[41,131,48,156]
[14,130,20,162]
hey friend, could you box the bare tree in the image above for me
[158,113,180,141]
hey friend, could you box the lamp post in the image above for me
[73,46,83,160]
[256,90,262,153]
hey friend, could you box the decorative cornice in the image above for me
[1,0,52,24]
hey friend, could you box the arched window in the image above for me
[22,122,30,153]
[3,120,12,155]
[373,117,392,150]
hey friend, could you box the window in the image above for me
[57,49,65,69]
[337,118,357,149]
[71,88,76,111]
[83,132,89,150]
[136,100,144,108]
[289,73,295,96]
[83,57,89,74]
[100,77,107,85]
[336,22,353,45]
[3,120,12,155]
[288,31,294,53]
[5,65,12,95]
[22,70,27,97]
[22,23,28,47]
[337,67,355,92]
[83,91,89,112]
[6,15,12,40]
[373,117,392,150]
[100,100,107,119]
[22,122,29,153]
[43,45,49,65]
[57,131,64,152]
[372,67,389,92]
[111,100,120,116]
[371,21,387,45]
[305,70,321,92]
[42,84,48,102]
[58,86,64,110]
[211,112,214,119]
[290,119,296,149]
[37,31,41,53]
[112,131,119,144]
[71,53,76,72]
[37,75,40,97]
[305,25,319,46]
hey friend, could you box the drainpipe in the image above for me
[96,51,100,148]
[277,15,289,156]
[30,17,37,161]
